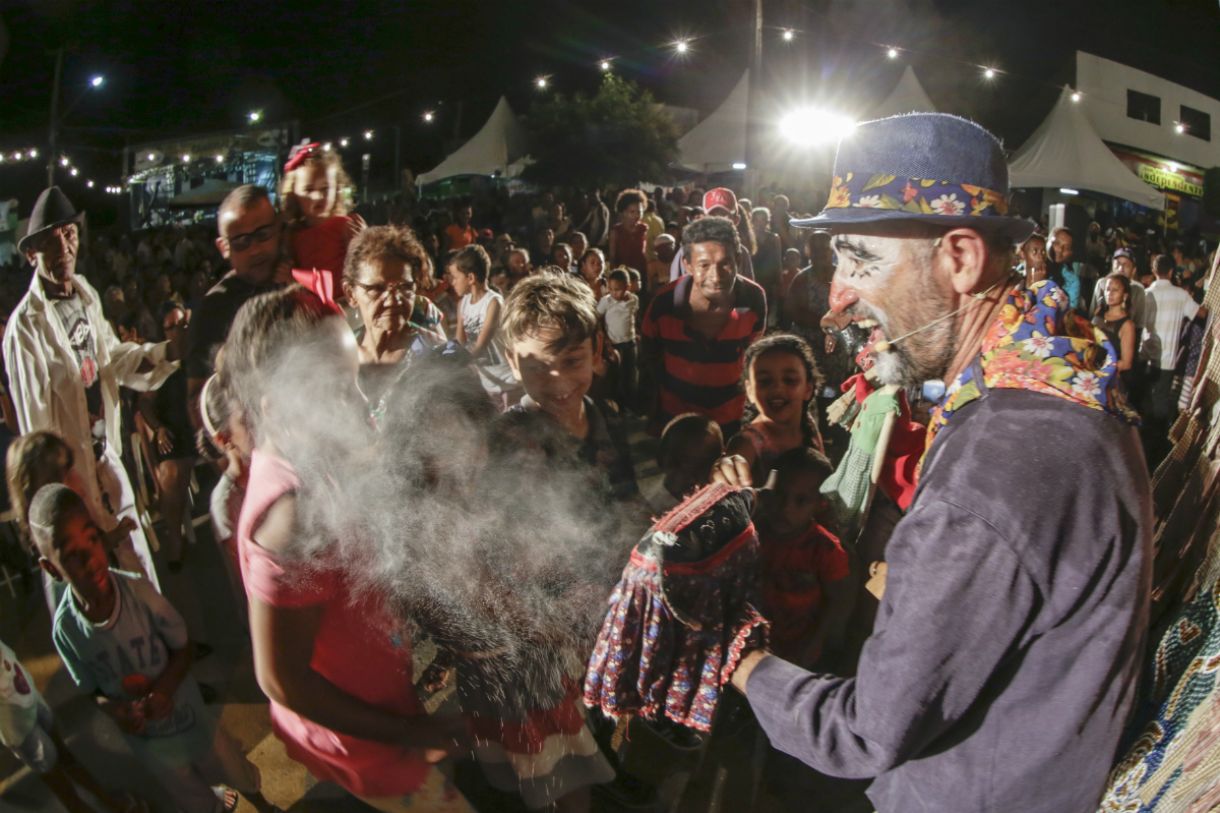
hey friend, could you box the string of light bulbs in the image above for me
[0,146,125,194]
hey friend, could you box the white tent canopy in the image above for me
[1010,86,1165,210]
[417,97,528,185]
[676,70,749,173]
[869,66,937,119]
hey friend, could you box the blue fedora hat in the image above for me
[791,113,1035,242]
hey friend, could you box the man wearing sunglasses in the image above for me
[4,186,180,592]
[185,184,286,429]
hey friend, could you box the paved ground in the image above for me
[0,421,667,812]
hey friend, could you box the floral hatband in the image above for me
[825,171,1010,218]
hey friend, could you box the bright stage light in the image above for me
[535,76,548,89]
[423,110,435,122]
[86,180,94,188]
[215,154,225,163]
[363,129,374,140]
[90,75,105,88]
[60,156,70,167]
[779,107,857,147]
[1174,122,1186,134]
[146,152,156,161]
[339,137,350,147]
[181,154,191,163]
[674,39,689,54]
[886,47,899,59]
[983,67,997,80]
[28,149,38,159]
[1059,188,1079,196]
[70,168,79,177]
[732,162,748,170]
[599,60,611,71]
[782,29,794,42]
[1070,91,1081,103]
[248,110,262,123]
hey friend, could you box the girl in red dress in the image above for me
[279,142,365,275]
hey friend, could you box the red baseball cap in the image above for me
[702,187,738,215]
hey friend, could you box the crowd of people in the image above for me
[0,115,1213,813]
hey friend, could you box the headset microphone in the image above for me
[858,272,1018,354]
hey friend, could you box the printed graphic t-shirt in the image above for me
[52,570,212,762]
[52,294,104,443]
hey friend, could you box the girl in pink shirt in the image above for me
[221,285,473,811]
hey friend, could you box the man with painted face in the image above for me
[724,115,1151,813]
[4,187,179,591]
[641,216,766,438]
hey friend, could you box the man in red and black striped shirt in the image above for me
[642,216,767,437]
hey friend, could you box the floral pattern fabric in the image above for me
[825,172,1010,218]
[1098,540,1220,813]
[925,279,1139,458]
[583,484,768,733]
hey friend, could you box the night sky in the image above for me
[1,0,1218,210]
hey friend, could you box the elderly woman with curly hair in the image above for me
[341,225,448,424]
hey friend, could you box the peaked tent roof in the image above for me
[1010,86,1164,210]
[417,97,528,185]
[676,70,749,173]
[869,66,937,119]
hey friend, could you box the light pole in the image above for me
[46,48,105,187]
[743,0,763,197]
[46,48,64,187]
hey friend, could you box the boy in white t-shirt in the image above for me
[597,267,640,411]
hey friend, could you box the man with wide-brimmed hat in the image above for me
[723,114,1151,812]
[4,187,178,592]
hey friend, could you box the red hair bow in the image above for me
[284,141,321,174]
[292,268,344,316]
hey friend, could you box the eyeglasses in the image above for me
[224,222,279,252]
[352,279,415,302]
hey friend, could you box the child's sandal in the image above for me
[212,785,240,813]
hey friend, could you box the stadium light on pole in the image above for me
[779,107,857,147]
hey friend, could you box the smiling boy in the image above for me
[494,273,638,503]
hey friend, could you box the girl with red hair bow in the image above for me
[279,141,365,277]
